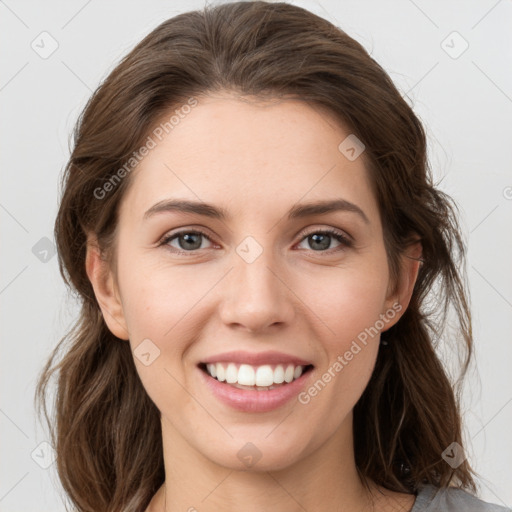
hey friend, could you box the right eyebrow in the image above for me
[143,199,229,221]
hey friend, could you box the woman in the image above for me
[35,2,510,511]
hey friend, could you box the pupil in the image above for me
[181,233,201,250]
[310,233,330,250]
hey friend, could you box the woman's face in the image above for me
[90,93,410,472]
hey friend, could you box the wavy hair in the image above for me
[35,2,478,511]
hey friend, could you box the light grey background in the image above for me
[1,1,511,510]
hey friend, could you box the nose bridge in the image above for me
[219,234,293,330]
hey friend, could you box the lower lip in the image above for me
[198,366,314,413]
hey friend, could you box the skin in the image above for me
[86,92,421,512]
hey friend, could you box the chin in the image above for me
[196,433,309,473]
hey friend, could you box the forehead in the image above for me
[120,93,378,225]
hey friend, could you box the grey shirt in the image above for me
[412,484,511,511]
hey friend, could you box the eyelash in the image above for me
[158,228,353,256]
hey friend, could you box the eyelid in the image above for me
[159,224,353,242]
[295,225,354,244]
[157,227,215,250]
[157,223,212,240]
[158,225,354,255]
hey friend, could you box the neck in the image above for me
[153,413,378,512]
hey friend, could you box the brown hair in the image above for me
[35,2,479,511]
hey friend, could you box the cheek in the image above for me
[117,263,197,407]
[305,258,389,340]
[303,255,389,387]
[118,259,218,388]
[119,253,203,337]
[290,264,389,440]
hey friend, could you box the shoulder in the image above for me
[412,484,511,512]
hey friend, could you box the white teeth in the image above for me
[216,364,226,382]
[273,365,285,383]
[206,363,216,378]
[284,365,295,383]
[238,364,255,386]
[226,363,238,384]
[255,365,274,387]
[203,362,308,386]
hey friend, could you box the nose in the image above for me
[218,243,295,333]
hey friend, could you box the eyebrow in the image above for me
[143,198,370,224]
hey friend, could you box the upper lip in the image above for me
[200,350,313,367]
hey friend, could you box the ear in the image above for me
[85,233,129,341]
[382,240,423,330]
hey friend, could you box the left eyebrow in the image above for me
[288,199,369,224]
[143,198,370,224]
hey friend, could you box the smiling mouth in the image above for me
[198,362,314,391]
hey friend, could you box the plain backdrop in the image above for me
[1,1,511,510]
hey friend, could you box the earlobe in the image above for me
[85,235,130,341]
[383,240,423,330]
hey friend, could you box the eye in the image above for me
[295,228,353,254]
[159,229,215,254]
[158,227,353,255]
